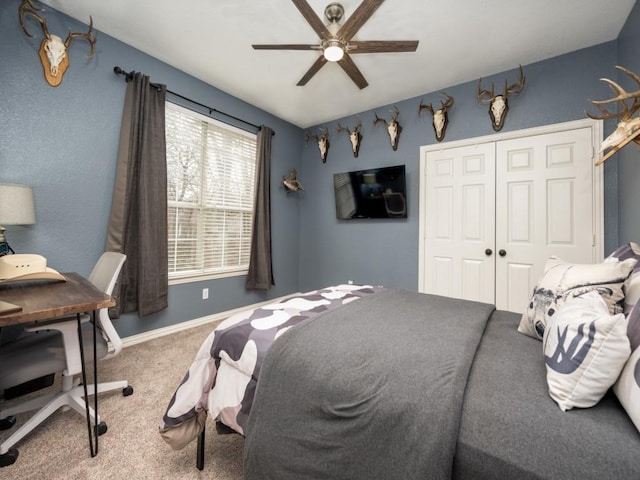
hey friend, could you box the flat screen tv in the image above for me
[333,164,407,219]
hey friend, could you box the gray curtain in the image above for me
[246,126,275,290]
[106,72,169,317]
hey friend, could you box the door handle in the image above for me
[485,249,493,256]
[499,249,507,257]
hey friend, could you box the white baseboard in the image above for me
[121,292,301,348]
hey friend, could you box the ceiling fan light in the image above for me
[323,41,344,62]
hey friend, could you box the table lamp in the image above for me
[0,183,36,256]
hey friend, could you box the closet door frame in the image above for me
[418,118,604,296]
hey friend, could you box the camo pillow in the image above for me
[613,300,640,433]
[518,256,637,340]
[543,292,630,411]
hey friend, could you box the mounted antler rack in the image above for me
[373,106,402,151]
[418,93,454,142]
[477,65,525,131]
[594,129,640,166]
[586,65,640,165]
[20,0,96,87]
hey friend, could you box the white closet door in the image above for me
[424,143,496,304]
[495,127,595,313]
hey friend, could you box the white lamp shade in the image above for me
[0,184,36,225]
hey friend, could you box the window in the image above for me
[165,103,257,282]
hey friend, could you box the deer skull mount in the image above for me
[374,107,402,151]
[586,65,640,163]
[19,0,96,87]
[336,120,363,158]
[419,93,454,142]
[282,168,304,193]
[477,65,526,132]
[305,128,330,163]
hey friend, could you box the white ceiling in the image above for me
[40,0,636,128]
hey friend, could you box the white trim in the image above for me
[418,118,604,292]
[419,118,600,153]
[120,292,301,348]
[168,268,246,286]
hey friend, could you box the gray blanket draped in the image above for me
[244,289,495,480]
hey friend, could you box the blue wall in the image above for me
[0,1,303,338]
[2,0,639,338]
[297,41,622,293]
[617,0,640,245]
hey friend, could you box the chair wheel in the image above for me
[0,448,19,467]
[95,421,108,436]
[122,386,133,396]
[0,417,16,431]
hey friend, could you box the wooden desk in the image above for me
[0,272,114,463]
[0,273,113,326]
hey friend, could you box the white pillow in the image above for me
[543,292,630,411]
[518,256,636,340]
[613,299,640,433]
[613,347,640,432]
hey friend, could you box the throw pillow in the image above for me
[627,299,640,351]
[604,242,640,313]
[544,292,631,411]
[518,256,636,340]
[613,346,640,433]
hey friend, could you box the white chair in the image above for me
[0,252,131,467]
[383,192,406,217]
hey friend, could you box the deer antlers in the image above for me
[19,0,49,38]
[587,65,640,164]
[18,0,96,87]
[337,120,363,157]
[419,93,454,142]
[477,65,525,131]
[374,107,402,151]
[305,128,330,163]
[587,66,640,121]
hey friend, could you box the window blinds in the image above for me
[166,103,257,279]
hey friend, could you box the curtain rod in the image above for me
[113,66,273,136]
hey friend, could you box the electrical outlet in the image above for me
[347,280,353,285]
[202,288,209,300]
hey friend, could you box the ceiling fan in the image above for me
[252,0,419,90]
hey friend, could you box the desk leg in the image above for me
[77,312,97,457]
[92,310,99,455]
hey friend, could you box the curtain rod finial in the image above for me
[114,66,134,81]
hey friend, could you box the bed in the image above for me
[160,283,640,479]
[160,284,382,450]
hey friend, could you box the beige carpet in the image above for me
[0,322,244,480]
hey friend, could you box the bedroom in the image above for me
[1,0,640,477]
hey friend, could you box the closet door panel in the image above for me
[424,143,496,304]
[495,127,594,312]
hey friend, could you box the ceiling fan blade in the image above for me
[297,56,328,86]
[291,0,331,40]
[253,44,320,51]
[338,0,385,42]
[347,40,419,54]
[338,54,368,90]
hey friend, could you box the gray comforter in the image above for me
[454,311,640,480]
[244,290,640,480]
[244,289,495,480]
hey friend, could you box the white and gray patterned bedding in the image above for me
[159,284,381,450]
